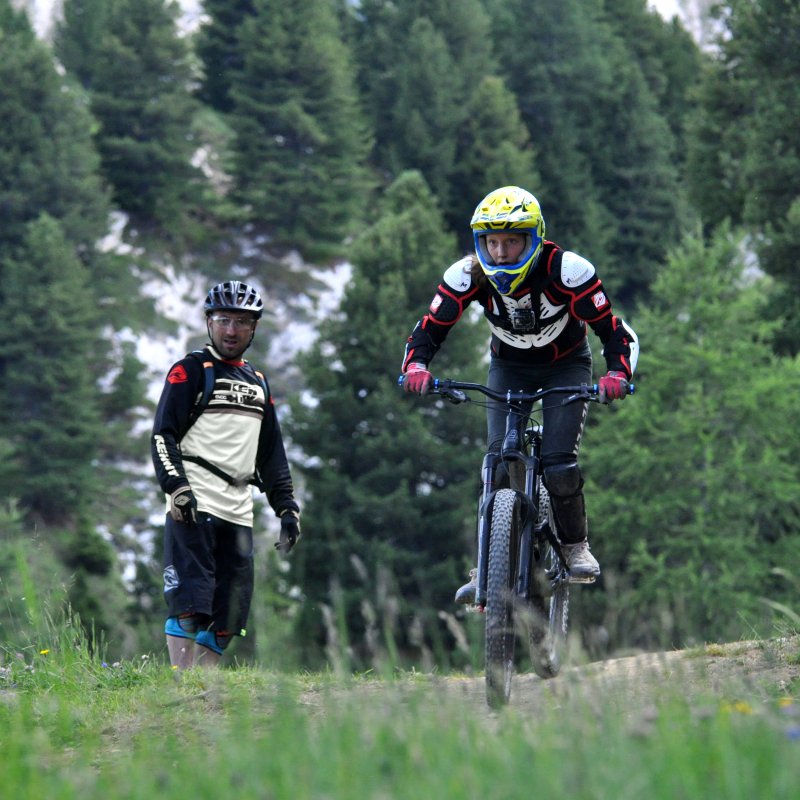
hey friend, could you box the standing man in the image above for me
[151,281,300,669]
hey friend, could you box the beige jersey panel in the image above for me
[172,378,266,527]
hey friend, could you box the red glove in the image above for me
[403,362,432,396]
[598,371,629,404]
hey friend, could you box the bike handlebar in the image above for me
[396,375,635,405]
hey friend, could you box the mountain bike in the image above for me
[405,377,633,708]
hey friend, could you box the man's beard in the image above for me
[210,326,250,360]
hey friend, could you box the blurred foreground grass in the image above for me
[2,627,800,799]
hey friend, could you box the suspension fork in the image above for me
[475,451,501,608]
[475,409,540,607]
[516,433,541,600]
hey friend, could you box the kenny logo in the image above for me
[231,383,258,402]
[213,382,259,405]
[154,434,179,477]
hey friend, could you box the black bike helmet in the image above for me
[204,280,263,319]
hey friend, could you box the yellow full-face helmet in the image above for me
[471,187,545,295]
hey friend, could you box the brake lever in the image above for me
[440,389,468,405]
[562,389,597,406]
[563,395,602,406]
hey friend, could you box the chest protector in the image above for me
[482,245,569,344]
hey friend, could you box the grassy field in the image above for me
[2,627,800,799]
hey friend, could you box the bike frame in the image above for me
[397,374,635,604]
[474,399,559,608]
[399,372,635,700]
[426,379,633,606]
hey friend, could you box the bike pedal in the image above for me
[568,574,597,584]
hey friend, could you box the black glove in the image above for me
[275,511,300,554]
[170,486,197,526]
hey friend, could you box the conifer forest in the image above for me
[2,0,800,670]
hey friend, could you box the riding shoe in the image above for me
[456,540,598,599]
[455,568,478,604]
[560,540,600,583]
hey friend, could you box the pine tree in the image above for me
[54,0,108,88]
[352,0,496,214]
[288,172,487,668]
[684,63,751,232]
[0,0,140,523]
[229,0,372,255]
[603,0,702,160]
[0,1,107,253]
[0,0,151,652]
[195,0,256,113]
[0,215,102,523]
[55,0,202,227]
[384,16,464,203]
[483,0,682,303]
[685,0,800,351]
[448,76,541,245]
[576,227,800,649]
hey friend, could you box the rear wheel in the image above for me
[485,489,521,709]
[528,488,569,679]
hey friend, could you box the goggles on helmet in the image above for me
[470,186,546,296]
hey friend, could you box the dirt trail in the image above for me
[429,637,800,715]
[293,637,800,722]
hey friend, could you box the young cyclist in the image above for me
[401,187,638,599]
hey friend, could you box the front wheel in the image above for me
[485,489,521,709]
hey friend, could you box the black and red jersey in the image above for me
[403,242,638,378]
[151,345,298,527]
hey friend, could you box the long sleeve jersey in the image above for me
[403,243,639,377]
[151,345,298,527]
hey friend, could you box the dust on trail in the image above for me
[432,636,800,716]
[303,636,800,717]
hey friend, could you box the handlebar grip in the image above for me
[397,375,403,387]
[593,382,635,396]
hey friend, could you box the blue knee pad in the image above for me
[195,630,225,655]
[165,613,206,640]
[166,616,194,640]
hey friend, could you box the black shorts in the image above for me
[163,512,254,635]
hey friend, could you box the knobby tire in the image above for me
[485,489,520,709]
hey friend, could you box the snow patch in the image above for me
[267,260,352,368]
[137,265,208,403]
[648,0,722,49]
[27,0,207,41]
[98,211,142,256]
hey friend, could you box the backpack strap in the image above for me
[177,351,216,443]
[181,454,255,487]
[253,369,269,399]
